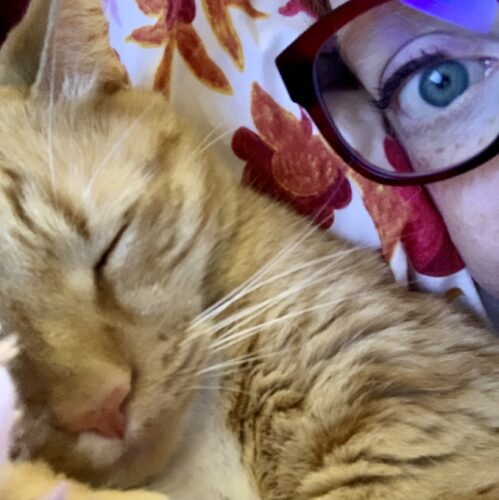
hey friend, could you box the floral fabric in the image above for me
[104,0,488,322]
[0,0,488,323]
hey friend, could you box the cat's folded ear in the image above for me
[0,0,129,99]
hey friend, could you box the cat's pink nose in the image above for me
[55,371,131,440]
[68,385,130,439]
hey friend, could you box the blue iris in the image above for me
[419,60,469,107]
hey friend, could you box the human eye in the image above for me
[376,33,499,120]
[380,55,494,119]
[371,33,499,172]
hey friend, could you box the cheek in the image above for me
[428,159,499,296]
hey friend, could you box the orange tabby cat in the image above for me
[2,1,499,499]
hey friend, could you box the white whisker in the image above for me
[176,343,302,381]
[179,385,254,397]
[46,30,57,197]
[195,350,281,377]
[188,126,239,164]
[191,122,227,155]
[210,288,375,354]
[83,102,156,199]
[190,221,335,329]
[184,245,362,348]
[210,263,341,344]
[210,247,363,337]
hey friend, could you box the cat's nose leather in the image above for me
[55,369,131,440]
[68,384,129,439]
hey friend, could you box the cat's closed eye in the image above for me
[94,222,129,274]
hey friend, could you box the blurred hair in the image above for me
[307,0,332,16]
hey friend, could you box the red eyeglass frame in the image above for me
[275,0,499,185]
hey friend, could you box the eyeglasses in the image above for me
[276,0,499,185]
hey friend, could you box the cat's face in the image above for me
[0,0,223,487]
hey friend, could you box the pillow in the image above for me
[0,0,487,319]
[105,0,487,320]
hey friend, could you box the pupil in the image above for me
[419,60,469,108]
[429,71,449,87]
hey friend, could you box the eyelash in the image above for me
[374,50,447,111]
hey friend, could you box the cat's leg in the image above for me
[281,370,499,500]
[237,326,499,499]
[274,407,499,500]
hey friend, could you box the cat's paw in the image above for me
[2,461,168,500]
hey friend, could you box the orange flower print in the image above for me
[232,83,352,228]
[349,171,411,262]
[202,0,267,70]
[128,0,231,97]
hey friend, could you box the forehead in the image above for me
[336,2,499,94]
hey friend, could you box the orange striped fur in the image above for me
[2,1,499,499]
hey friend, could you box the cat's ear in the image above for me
[0,0,52,88]
[0,0,129,98]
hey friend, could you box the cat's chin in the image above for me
[74,432,126,468]
[19,372,202,488]
[55,404,191,489]
[41,432,177,489]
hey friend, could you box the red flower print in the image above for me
[232,83,352,228]
[279,0,319,18]
[384,137,464,276]
[349,171,412,263]
[232,85,463,278]
[129,0,231,97]
[202,0,268,70]
[352,138,464,277]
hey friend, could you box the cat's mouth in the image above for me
[22,373,199,487]
[70,397,178,468]
[74,430,128,467]
[72,402,155,468]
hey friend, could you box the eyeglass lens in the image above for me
[314,0,499,177]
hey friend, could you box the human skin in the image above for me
[330,0,499,299]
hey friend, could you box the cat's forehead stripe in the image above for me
[48,195,91,241]
[2,172,46,238]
